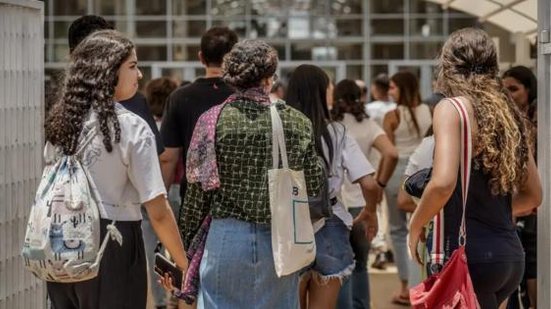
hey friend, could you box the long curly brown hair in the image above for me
[435,28,530,195]
[45,30,134,155]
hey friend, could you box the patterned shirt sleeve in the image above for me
[180,182,213,250]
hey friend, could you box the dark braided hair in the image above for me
[45,30,133,155]
[332,79,368,122]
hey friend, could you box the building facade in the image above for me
[44,0,522,98]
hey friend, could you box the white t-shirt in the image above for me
[45,104,167,221]
[365,100,396,126]
[404,136,435,177]
[321,123,376,229]
[338,114,385,208]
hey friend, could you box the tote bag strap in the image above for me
[270,104,289,169]
[431,97,472,267]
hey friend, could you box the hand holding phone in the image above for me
[154,253,183,290]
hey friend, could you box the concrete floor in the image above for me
[369,271,410,309]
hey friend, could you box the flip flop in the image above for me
[392,292,411,306]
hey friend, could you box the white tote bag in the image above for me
[268,104,316,277]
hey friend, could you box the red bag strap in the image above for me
[431,97,472,266]
[449,97,472,246]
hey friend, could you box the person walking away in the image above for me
[286,65,380,309]
[408,28,542,309]
[160,26,237,220]
[503,65,538,309]
[44,30,188,309]
[331,79,398,309]
[383,71,432,306]
[165,40,324,308]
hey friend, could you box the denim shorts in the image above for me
[310,215,355,283]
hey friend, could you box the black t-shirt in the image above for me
[161,77,234,197]
[120,92,165,155]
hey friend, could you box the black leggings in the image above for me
[468,261,524,308]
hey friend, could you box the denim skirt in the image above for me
[198,217,299,309]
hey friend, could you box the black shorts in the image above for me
[47,219,147,309]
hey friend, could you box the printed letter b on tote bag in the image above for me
[268,105,316,277]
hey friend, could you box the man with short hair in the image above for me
[160,26,238,221]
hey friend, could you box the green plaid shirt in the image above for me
[180,100,323,248]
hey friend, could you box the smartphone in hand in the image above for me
[154,253,183,289]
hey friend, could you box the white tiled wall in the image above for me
[0,1,46,308]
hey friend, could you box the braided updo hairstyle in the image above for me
[45,30,134,155]
[435,27,530,195]
[222,39,278,91]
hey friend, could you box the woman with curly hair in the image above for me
[408,28,542,308]
[45,30,188,309]
[176,40,323,308]
[331,79,398,308]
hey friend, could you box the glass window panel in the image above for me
[449,17,479,33]
[336,19,362,36]
[267,44,286,60]
[95,0,126,15]
[44,20,50,39]
[291,43,318,60]
[372,43,404,59]
[288,16,336,39]
[136,21,167,38]
[371,19,404,35]
[371,0,404,14]
[161,69,184,85]
[330,0,363,15]
[172,0,207,15]
[249,17,290,38]
[320,67,337,84]
[409,17,443,37]
[138,66,151,90]
[345,65,363,81]
[135,0,167,15]
[44,0,50,16]
[212,20,247,38]
[370,65,388,78]
[53,21,72,40]
[173,21,206,38]
[409,0,442,14]
[172,45,200,61]
[211,1,246,16]
[337,43,363,60]
[410,42,443,59]
[137,45,167,61]
[313,47,337,61]
[53,0,86,15]
[54,44,70,62]
[110,20,128,33]
[291,0,329,16]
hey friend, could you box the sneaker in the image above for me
[371,252,387,270]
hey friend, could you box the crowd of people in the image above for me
[37,14,542,309]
